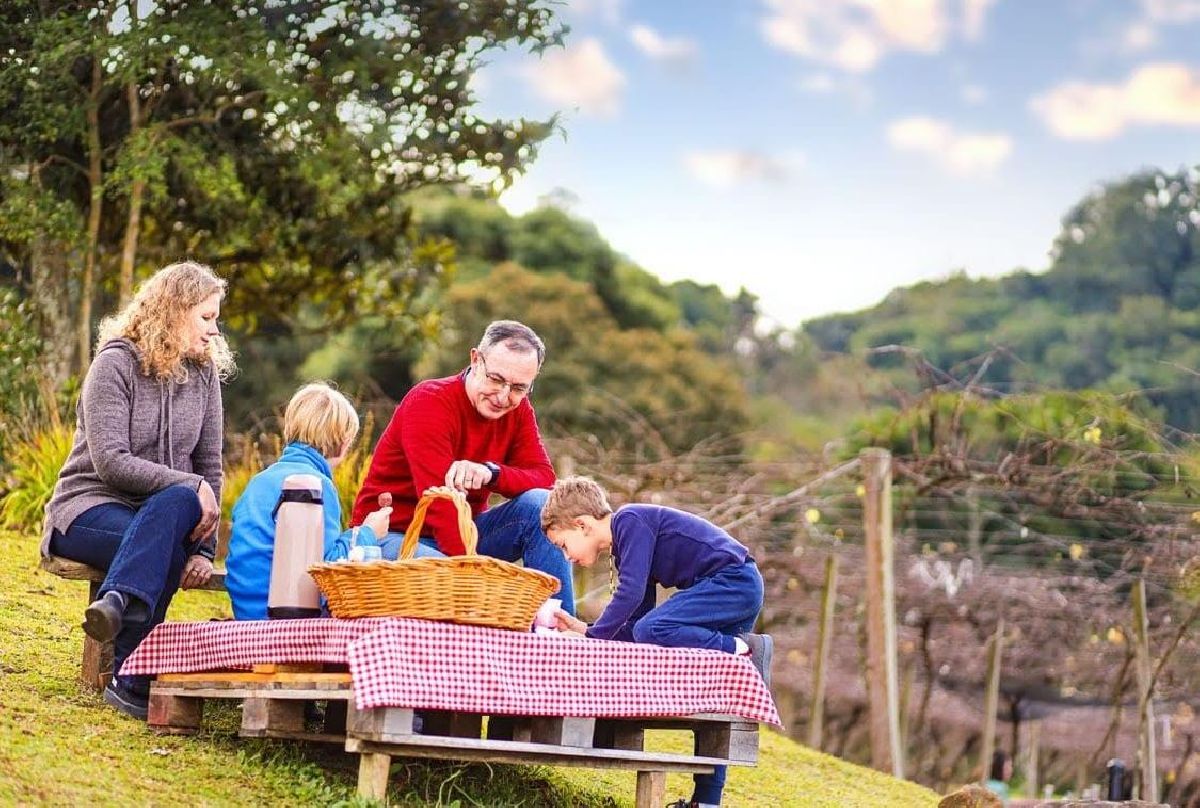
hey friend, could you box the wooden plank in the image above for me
[635,770,667,808]
[420,710,483,739]
[531,716,595,747]
[594,721,645,752]
[252,663,326,674]
[694,724,759,764]
[348,704,417,740]
[147,693,203,734]
[345,738,721,773]
[157,671,352,684]
[242,697,305,734]
[40,555,227,591]
[357,751,392,801]
[151,685,351,700]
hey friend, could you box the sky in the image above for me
[469,0,1200,329]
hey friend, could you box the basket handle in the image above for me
[398,486,479,559]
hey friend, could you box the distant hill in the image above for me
[803,168,1200,430]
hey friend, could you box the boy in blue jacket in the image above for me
[226,383,391,620]
[542,476,772,808]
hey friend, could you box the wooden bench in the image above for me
[39,555,227,691]
[147,669,759,808]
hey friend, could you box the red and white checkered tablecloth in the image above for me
[121,618,780,725]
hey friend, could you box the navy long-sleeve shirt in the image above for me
[586,504,750,641]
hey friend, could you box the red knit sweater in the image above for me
[351,372,555,555]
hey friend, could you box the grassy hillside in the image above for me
[0,528,938,807]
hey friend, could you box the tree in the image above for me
[0,0,565,386]
[419,263,750,454]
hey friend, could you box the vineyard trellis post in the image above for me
[1132,578,1158,801]
[980,618,1004,786]
[808,553,838,751]
[862,447,904,778]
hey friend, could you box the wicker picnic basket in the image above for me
[307,486,559,630]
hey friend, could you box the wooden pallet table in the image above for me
[147,668,759,808]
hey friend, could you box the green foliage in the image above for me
[0,290,43,445]
[421,263,750,454]
[0,421,73,532]
[804,168,1200,429]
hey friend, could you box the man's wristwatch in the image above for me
[483,461,501,486]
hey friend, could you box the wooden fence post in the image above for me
[1027,718,1040,799]
[861,447,904,778]
[1132,578,1158,801]
[808,553,838,750]
[980,619,1004,785]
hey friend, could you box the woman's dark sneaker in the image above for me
[83,590,128,643]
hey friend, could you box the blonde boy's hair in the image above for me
[283,382,360,458]
[541,476,613,532]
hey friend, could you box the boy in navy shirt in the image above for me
[542,476,771,808]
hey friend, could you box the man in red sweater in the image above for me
[352,320,574,614]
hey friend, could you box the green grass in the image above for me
[0,528,938,807]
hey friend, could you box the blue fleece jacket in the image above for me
[586,503,750,641]
[226,442,376,620]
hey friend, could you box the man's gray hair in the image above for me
[477,320,546,366]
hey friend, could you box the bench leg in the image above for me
[81,581,114,692]
[357,751,391,801]
[635,770,667,808]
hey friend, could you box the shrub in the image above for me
[0,421,74,532]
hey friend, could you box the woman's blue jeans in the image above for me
[381,488,575,616]
[49,484,203,694]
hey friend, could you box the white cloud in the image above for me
[1141,0,1200,22]
[799,72,838,93]
[1121,21,1158,52]
[1031,62,1200,140]
[521,37,626,117]
[962,83,987,104]
[629,24,698,66]
[759,0,997,73]
[886,116,1012,177]
[683,149,804,188]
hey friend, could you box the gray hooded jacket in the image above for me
[41,337,224,558]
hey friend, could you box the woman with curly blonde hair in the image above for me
[43,260,234,719]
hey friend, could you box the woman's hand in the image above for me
[190,479,219,540]
[180,554,214,589]
[554,609,587,635]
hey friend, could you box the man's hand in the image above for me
[554,610,587,635]
[190,479,220,540]
[444,459,492,491]
[180,554,214,589]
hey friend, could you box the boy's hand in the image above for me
[363,506,393,540]
[554,610,587,635]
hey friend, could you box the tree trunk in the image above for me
[118,81,143,308]
[80,55,104,372]
[29,167,76,388]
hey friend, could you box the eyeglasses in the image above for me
[476,353,534,397]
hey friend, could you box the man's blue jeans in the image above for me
[631,561,764,806]
[49,484,203,694]
[380,488,575,616]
